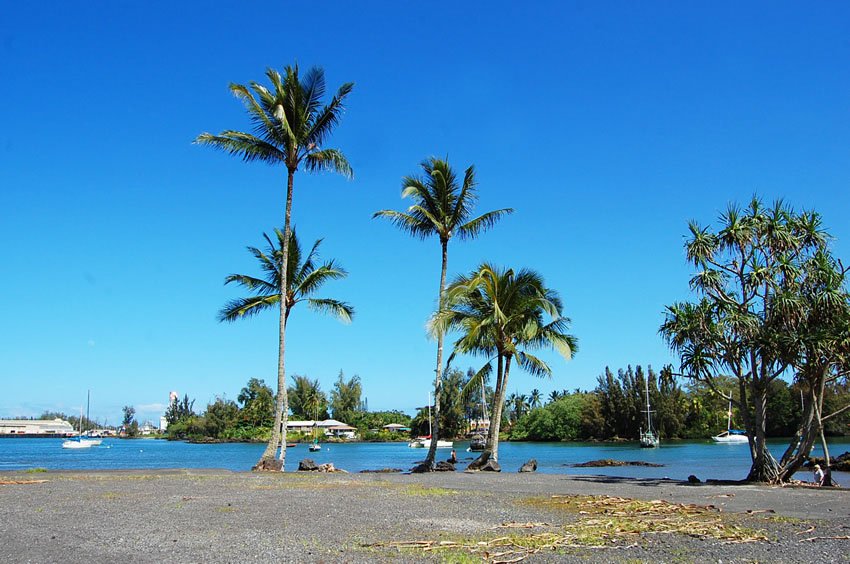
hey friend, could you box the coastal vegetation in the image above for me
[374,158,512,470]
[197,64,354,471]
[190,62,848,483]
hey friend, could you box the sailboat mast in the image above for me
[644,376,652,432]
[727,399,733,432]
[427,392,432,437]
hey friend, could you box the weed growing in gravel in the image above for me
[400,485,457,497]
[25,468,47,473]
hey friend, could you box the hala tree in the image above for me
[374,158,512,470]
[660,198,849,482]
[198,64,353,471]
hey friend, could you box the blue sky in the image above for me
[2,2,848,425]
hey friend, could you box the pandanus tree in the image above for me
[218,227,353,467]
[660,198,849,482]
[432,263,578,469]
[198,65,353,471]
[373,158,512,470]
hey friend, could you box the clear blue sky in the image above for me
[2,2,848,425]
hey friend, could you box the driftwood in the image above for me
[0,479,48,485]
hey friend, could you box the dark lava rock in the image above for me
[253,458,283,472]
[688,474,701,483]
[480,459,501,472]
[519,459,538,473]
[572,459,664,468]
[410,462,433,473]
[298,459,319,472]
[434,461,456,472]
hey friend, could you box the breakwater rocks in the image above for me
[571,459,665,468]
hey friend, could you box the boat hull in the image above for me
[712,433,748,444]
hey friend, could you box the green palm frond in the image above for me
[304,148,353,178]
[218,295,280,322]
[305,298,354,323]
[458,208,514,240]
[194,131,285,164]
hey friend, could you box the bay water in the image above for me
[2,437,848,483]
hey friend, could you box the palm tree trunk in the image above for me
[490,355,512,462]
[425,239,449,468]
[470,354,505,469]
[257,168,295,471]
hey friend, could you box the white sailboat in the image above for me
[409,393,453,449]
[639,376,659,448]
[62,392,102,449]
[712,399,748,444]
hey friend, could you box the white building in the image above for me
[0,418,76,437]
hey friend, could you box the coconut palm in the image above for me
[433,263,577,467]
[530,389,542,409]
[373,158,512,469]
[218,228,353,465]
[199,65,353,470]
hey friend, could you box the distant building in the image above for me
[286,419,357,440]
[0,418,76,437]
[159,416,168,431]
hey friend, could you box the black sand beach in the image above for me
[1,469,847,563]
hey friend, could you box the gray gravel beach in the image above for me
[1,468,848,563]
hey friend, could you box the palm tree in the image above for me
[548,390,561,404]
[530,389,542,409]
[373,158,512,469]
[199,65,353,471]
[433,263,577,467]
[218,227,353,467]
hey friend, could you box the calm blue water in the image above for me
[2,438,847,482]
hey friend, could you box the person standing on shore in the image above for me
[813,464,825,486]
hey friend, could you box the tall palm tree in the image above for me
[433,263,577,467]
[530,389,542,409]
[218,227,353,467]
[199,65,353,470]
[373,158,512,469]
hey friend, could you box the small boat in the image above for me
[712,400,748,443]
[286,442,297,448]
[62,401,99,449]
[308,439,322,452]
[467,434,486,452]
[408,392,453,449]
[408,436,453,449]
[639,376,659,448]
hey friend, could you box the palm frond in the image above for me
[304,148,353,179]
[218,295,279,322]
[194,131,285,164]
[306,298,354,323]
[458,208,514,240]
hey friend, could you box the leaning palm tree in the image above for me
[199,65,353,471]
[373,158,512,470]
[218,228,353,466]
[433,263,577,468]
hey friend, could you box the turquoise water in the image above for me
[2,438,847,482]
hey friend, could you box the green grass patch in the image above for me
[399,484,457,497]
[25,468,48,474]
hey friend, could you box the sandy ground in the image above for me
[1,468,848,563]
